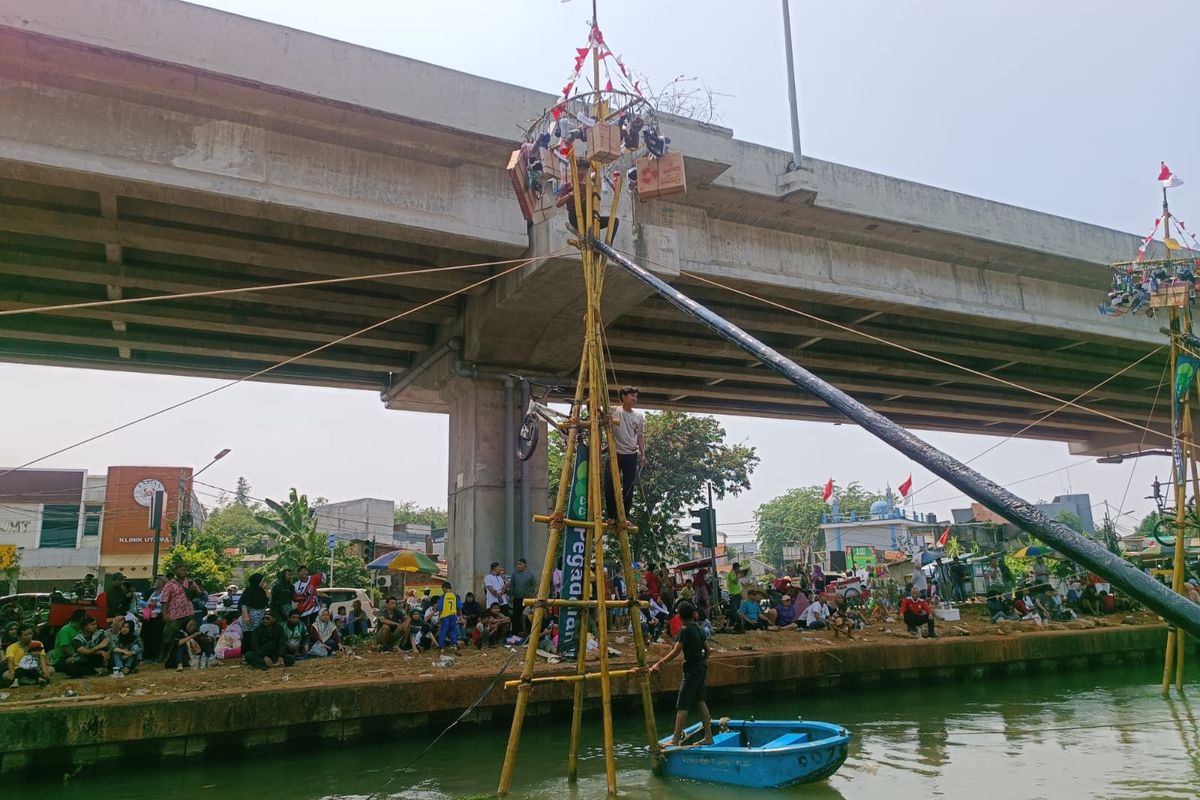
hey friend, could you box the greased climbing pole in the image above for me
[497,3,663,795]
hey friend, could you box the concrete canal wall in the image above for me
[0,625,1174,778]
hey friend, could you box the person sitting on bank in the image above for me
[170,617,204,671]
[475,602,512,648]
[111,618,142,676]
[828,597,855,640]
[309,609,340,657]
[737,592,770,632]
[244,611,294,670]
[800,593,829,630]
[375,596,405,652]
[460,592,483,635]
[987,593,1019,623]
[5,625,52,686]
[774,594,801,630]
[58,615,110,677]
[649,601,714,747]
[343,599,371,639]
[602,386,645,523]
[282,609,310,660]
[900,586,937,638]
[1079,582,1101,615]
[408,608,435,651]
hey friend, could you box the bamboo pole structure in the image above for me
[497,6,657,789]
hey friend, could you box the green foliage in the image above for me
[165,532,237,589]
[1136,511,1161,539]
[394,500,448,529]
[257,489,370,589]
[204,502,274,554]
[943,536,963,559]
[233,476,254,507]
[753,482,884,567]
[548,411,759,566]
[1053,509,1085,533]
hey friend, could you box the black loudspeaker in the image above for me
[829,550,847,573]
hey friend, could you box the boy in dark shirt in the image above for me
[649,601,713,747]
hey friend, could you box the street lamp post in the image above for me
[176,448,231,542]
[781,0,803,170]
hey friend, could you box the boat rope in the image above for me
[0,251,567,318]
[369,645,524,799]
[0,252,560,480]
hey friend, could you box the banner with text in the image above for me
[557,440,589,656]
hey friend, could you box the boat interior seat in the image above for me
[761,732,810,749]
[708,731,741,747]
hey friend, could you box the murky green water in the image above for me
[50,664,1200,800]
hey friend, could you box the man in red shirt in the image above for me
[899,585,937,639]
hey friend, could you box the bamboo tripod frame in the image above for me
[496,79,659,798]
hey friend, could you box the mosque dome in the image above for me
[869,499,891,517]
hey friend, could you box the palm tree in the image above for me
[256,488,371,587]
[256,489,324,573]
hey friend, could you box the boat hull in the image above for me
[657,720,850,789]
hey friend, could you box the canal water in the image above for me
[51,665,1199,800]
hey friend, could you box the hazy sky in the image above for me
[5,0,1198,543]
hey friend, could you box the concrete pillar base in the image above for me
[445,375,547,598]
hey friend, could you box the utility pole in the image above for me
[780,0,803,170]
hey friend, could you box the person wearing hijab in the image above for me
[308,609,340,657]
[238,573,269,651]
[269,569,294,621]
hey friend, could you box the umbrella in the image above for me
[367,549,440,575]
[1012,545,1055,558]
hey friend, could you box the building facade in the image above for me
[0,465,196,591]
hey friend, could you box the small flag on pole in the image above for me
[1160,162,1184,188]
[898,474,913,498]
[1164,236,1185,251]
[937,526,951,547]
[822,478,834,503]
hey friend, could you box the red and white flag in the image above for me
[822,478,834,503]
[898,474,913,498]
[1160,162,1184,188]
[936,526,951,547]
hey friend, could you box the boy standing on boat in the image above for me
[649,601,713,746]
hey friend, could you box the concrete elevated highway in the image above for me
[0,0,1170,588]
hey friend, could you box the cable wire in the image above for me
[0,250,565,481]
[0,254,550,319]
[605,246,1174,447]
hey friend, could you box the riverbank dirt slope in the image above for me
[0,606,1158,710]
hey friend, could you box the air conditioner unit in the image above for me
[376,577,389,588]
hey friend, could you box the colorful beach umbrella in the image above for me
[1012,545,1055,558]
[367,549,440,574]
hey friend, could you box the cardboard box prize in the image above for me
[636,151,687,199]
[507,149,542,222]
[540,147,566,182]
[587,123,622,163]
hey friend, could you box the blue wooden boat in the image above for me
[656,719,851,788]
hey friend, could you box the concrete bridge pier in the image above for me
[438,372,549,598]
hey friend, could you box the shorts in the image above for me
[676,664,707,711]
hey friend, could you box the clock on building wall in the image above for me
[133,478,166,507]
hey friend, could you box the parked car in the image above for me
[317,587,377,627]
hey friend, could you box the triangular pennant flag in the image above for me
[604,78,613,92]
[1165,236,1185,251]
[898,475,913,498]
[1160,162,1184,188]
[936,527,951,547]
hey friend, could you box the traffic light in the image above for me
[690,507,716,549]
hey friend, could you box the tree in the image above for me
[203,502,274,554]
[165,537,236,589]
[753,482,884,568]
[1136,511,1162,538]
[233,476,254,507]
[394,500,448,529]
[257,489,370,589]
[1053,510,1085,533]
[548,411,758,566]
